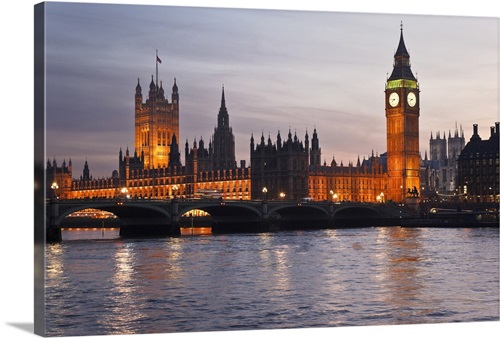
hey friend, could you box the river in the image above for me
[44,226,499,337]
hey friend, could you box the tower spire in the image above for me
[388,22,416,81]
[221,85,226,109]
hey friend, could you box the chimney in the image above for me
[470,124,481,141]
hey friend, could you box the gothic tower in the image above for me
[447,123,465,162]
[430,131,447,165]
[385,24,420,202]
[212,86,236,169]
[134,65,179,169]
[310,127,321,167]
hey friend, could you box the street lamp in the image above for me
[279,192,286,200]
[262,187,268,201]
[51,182,59,199]
[329,190,334,202]
[380,192,384,203]
[172,184,179,199]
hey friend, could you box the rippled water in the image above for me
[44,227,499,337]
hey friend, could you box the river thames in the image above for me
[44,226,499,337]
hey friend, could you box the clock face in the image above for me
[389,92,399,107]
[407,92,417,107]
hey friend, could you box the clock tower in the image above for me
[385,24,420,203]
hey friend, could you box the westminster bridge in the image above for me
[46,198,416,241]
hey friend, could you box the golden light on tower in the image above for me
[385,23,420,203]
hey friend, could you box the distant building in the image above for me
[457,123,499,202]
[420,124,466,198]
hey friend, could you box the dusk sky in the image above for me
[41,2,499,179]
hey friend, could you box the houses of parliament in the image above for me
[45,27,498,204]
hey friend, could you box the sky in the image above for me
[38,1,499,179]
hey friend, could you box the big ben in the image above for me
[385,25,420,203]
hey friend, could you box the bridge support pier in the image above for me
[170,199,181,236]
[261,200,271,232]
[47,199,62,242]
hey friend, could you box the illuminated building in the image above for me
[134,73,179,169]
[63,83,250,201]
[48,26,425,204]
[251,26,420,203]
[309,151,388,203]
[46,158,73,199]
[385,24,421,202]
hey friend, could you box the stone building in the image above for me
[250,129,310,200]
[65,82,250,201]
[384,25,421,202]
[46,158,73,199]
[49,26,424,205]
[457,122,499,202]
[420,124,465,198]
[134,73,179,169]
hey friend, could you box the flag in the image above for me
[157,56,162,64]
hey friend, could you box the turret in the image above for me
[83,160,90,181]
[172,78,179,105]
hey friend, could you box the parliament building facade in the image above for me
[47,27,440,204]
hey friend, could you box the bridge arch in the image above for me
[332,205,380,218]
[56,202,172,226]
[178,202,262,220]
[331,204,383,227]
[179,201,263,233]
[267,204,330,230]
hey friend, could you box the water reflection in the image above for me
[375,227,428,323]
[44,227,499,336]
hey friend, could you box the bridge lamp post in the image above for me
[329,190,334,202]
[262,187,268,201]
[380,192,384,203]
[279,192,285,200]
[51,182,59,200]
[172,185,179,200]
[121,187,129,199]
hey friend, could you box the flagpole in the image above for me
[156,49,158,87]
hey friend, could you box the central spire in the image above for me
[217,85,229,128]
[221,85,226,109]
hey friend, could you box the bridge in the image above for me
[46,198,410,241]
